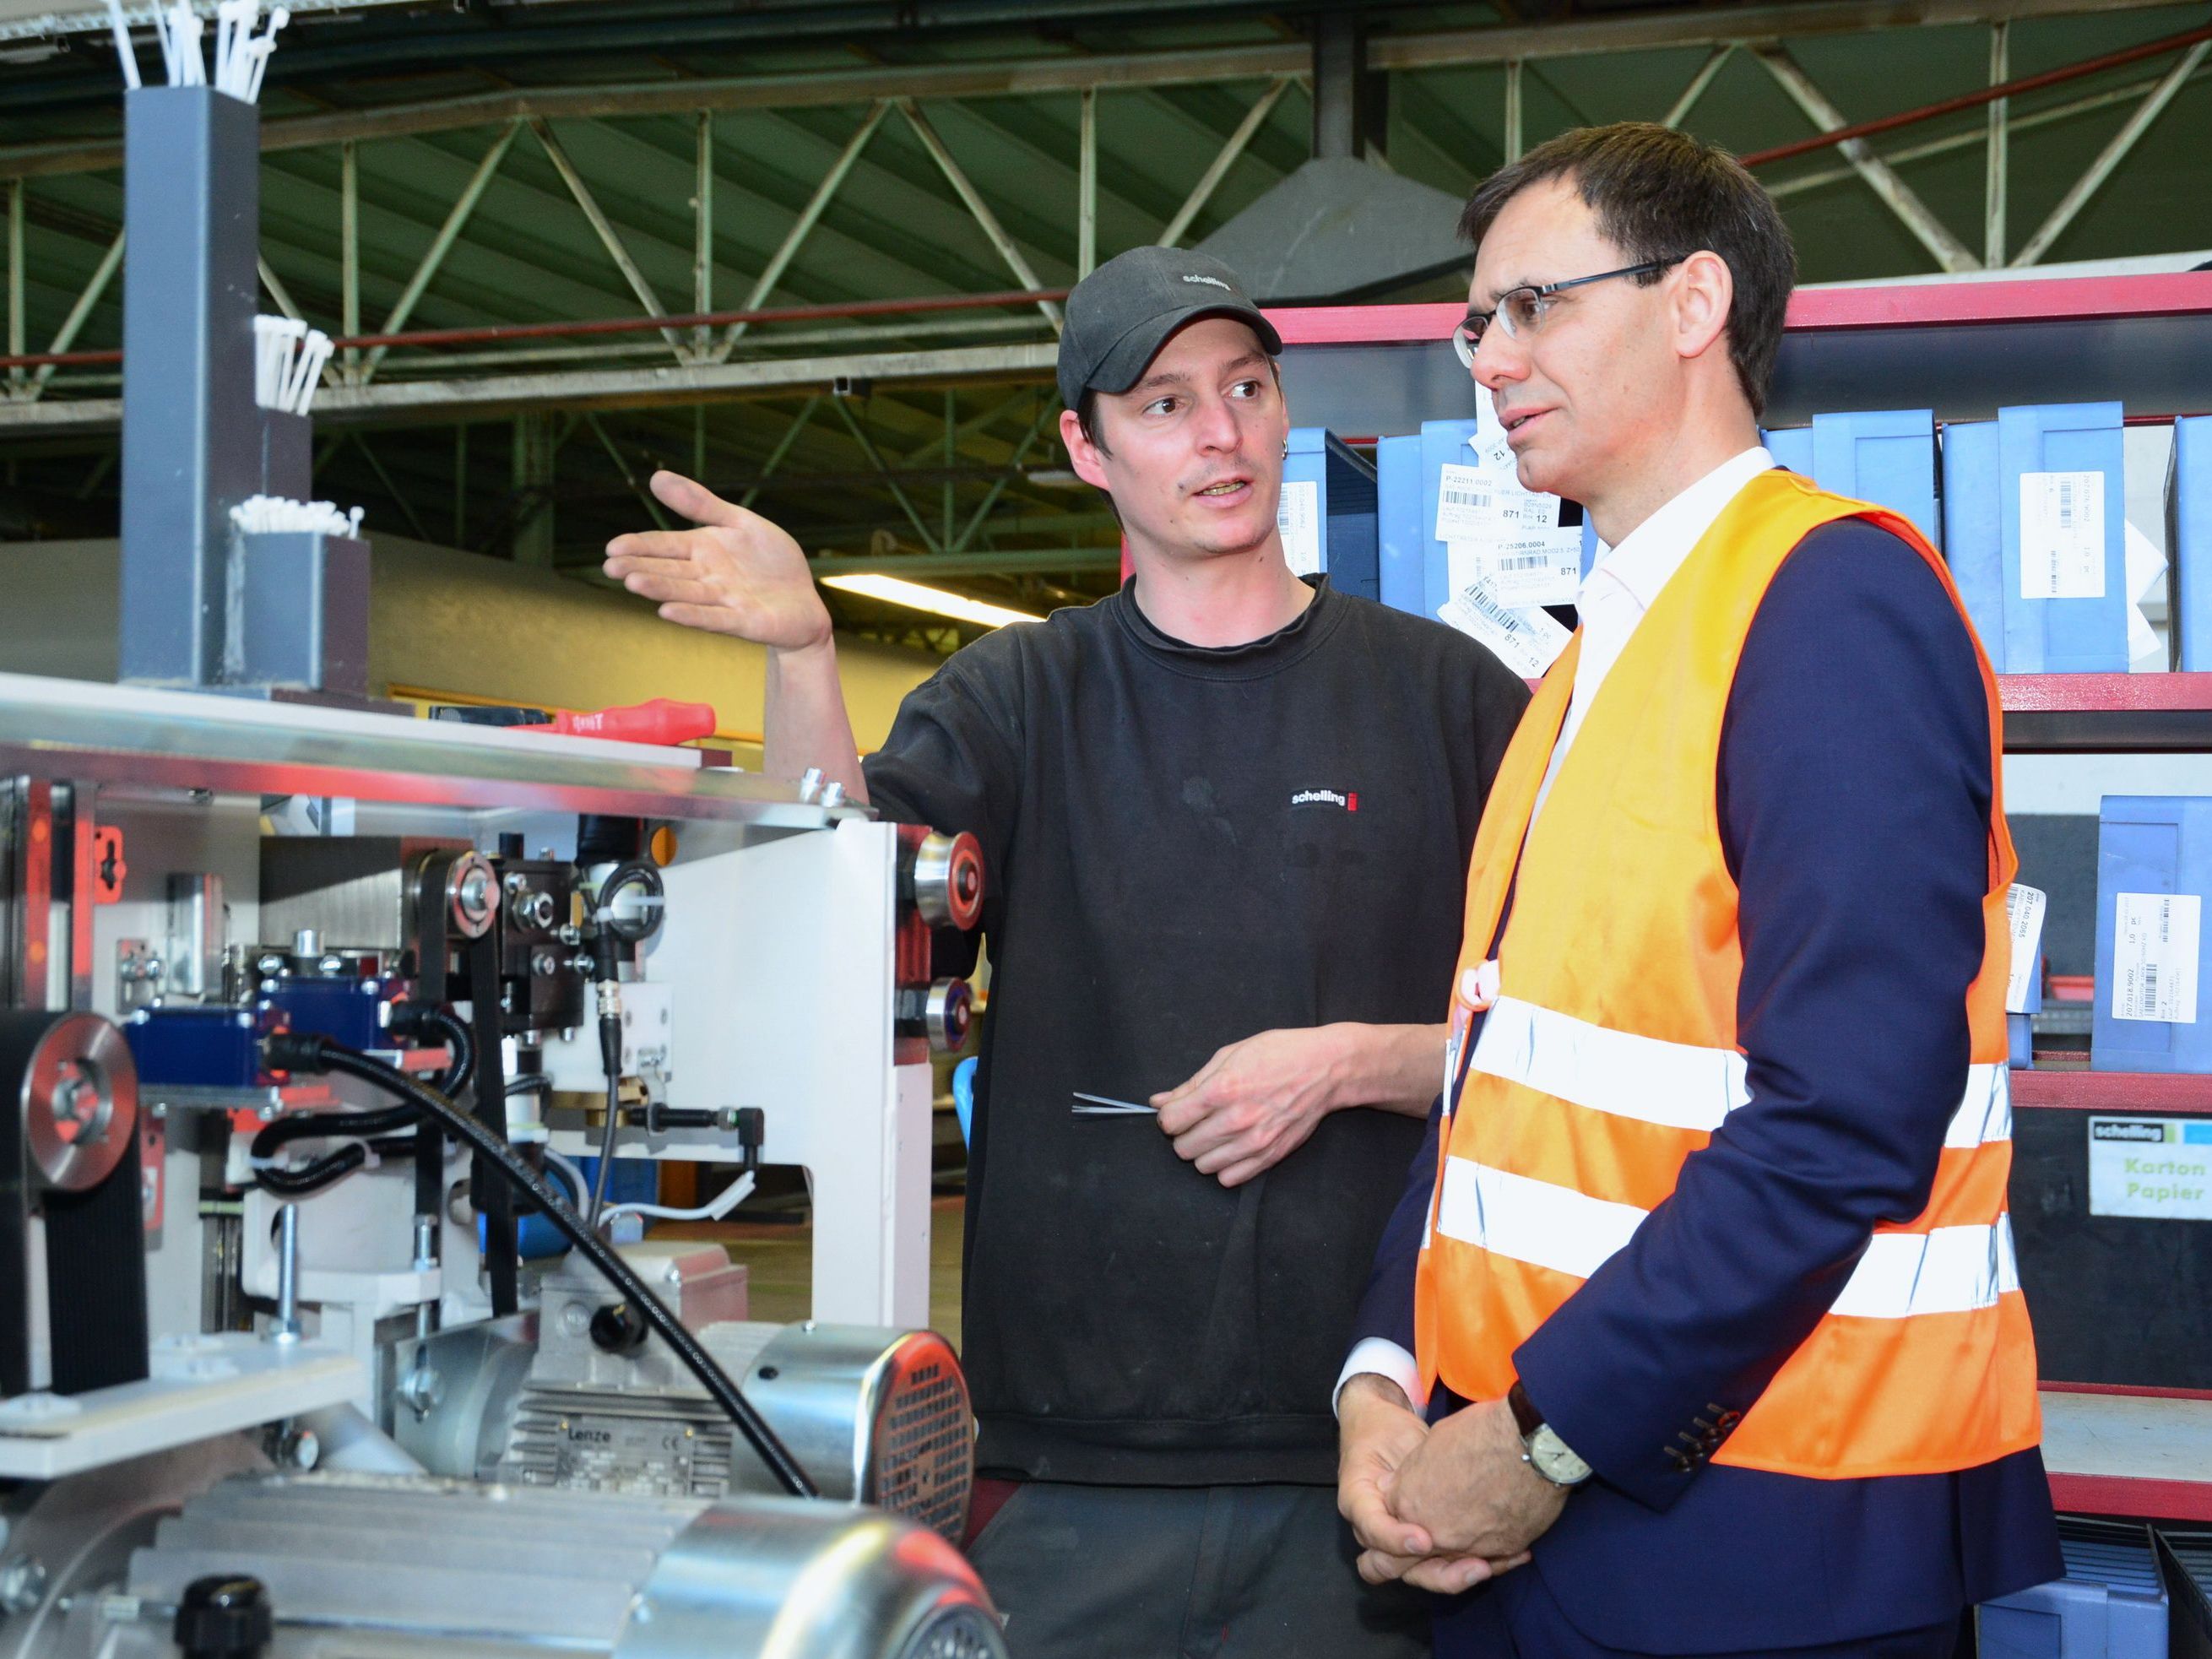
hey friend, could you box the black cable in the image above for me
[588,1074,621,1228]
[389,1003,475,1098]
[263,1033,818,1501]
[504,1074,553,1098]
[254,1143,367,1196]
[251,1104,418,1157]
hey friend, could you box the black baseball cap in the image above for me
[1056,247,1283,412]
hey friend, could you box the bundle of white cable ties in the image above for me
[231,495,365,539]
[106,1,290,100]
[253,316,333,415]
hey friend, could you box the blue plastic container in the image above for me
[1980,1519,2167,1658]
[2011,949,2043,1071]
[1813,408,1939,550]
[2171,415,2212,670]
[1282,428,1379,601]
[2093,795,2212,1073]
[1376,435,1425,615]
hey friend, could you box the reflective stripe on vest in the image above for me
[1413,469,2042,1482]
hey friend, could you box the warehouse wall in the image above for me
[0,535,941,762]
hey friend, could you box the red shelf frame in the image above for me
[2013,1070,2212,1112]
[2047,1472,2212,1523]
[1264,272,2212,349]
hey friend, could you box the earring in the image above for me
[1281,436,1289,459]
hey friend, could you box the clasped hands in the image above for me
[1336,1374,1570,1595]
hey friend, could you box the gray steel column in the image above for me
[118,87,262,687]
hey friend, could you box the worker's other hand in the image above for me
[1384,1394,1567,1582]
[1152,1025,1345,1186]
[603,471,832,653]
[1340,1376,1529,1594]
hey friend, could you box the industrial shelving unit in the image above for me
[1269,268,2212,1526]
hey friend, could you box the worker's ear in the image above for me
[1062,407,1112,492]
[1673,249,1733,366]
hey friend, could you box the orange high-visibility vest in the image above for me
[1413,469,2041,1481]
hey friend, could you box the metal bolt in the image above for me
[0,1557,48,1616]
[317,954,345,978]
[531,951,559,977]
[255,953,285,978]
[797,767,826,804]
[292,929,320,959]
[266,1422,320,1470]
[819,781,846,811]
[398,1364,445,1418]
[268,1205,301,1345]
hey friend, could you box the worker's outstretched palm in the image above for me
[603,471,832,653]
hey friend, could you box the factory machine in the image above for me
[0,31,1003,1659]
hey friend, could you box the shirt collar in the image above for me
[1580,446,1775,612]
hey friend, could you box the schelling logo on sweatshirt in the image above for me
[1292,789,1358,812]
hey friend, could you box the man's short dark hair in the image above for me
[1458,122,1796,417]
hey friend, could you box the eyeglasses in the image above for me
[1450,258,1684,367]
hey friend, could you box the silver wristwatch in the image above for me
[1509,1381,1592,1488]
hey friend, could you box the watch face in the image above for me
[1530,1426,1591,1486]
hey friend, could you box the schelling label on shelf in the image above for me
[2089,1115,2212,1220]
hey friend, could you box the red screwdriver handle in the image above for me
[541,698,718,746]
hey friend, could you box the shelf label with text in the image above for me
[2088,1115,2212,1221]
[2112,892,2200,1025]
[2020,470,2106,601]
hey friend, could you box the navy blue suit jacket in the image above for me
[1359,523,2063,1653]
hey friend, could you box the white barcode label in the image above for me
[2005,883,2047,1014]
[1277,479,1322,577]
[1437,577,1570,677]
[1447,534,1583,608]
[1435,463,1499,540]
[2113,892,2200,1024]
[2020,469,2106,600]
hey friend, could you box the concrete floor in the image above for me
[657,1194,967,1347]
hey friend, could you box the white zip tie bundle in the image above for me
[252,314,332,415]
[127,2,288,99]
[231,495,366,539]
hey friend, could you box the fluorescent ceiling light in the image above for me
[819,573,1042,630]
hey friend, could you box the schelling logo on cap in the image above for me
[1292,789,1358,812]
[1181,274,1233,291]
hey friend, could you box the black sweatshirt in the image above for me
[864,577,1528,1485]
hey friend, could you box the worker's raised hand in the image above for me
[604,471,832,653]
[1152,1025,1347,1186]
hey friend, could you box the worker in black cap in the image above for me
[605,246,1529,1657]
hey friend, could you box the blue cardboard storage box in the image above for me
[1980,1519,2167,1659]
[2011,950,2042,1071]
[1376,434,1425,616]
[1282,427,1379,602]
[1999,403,2128,673]
[1941,406,2128,672]
[2092,795,2212,1072]
[2171,415,2212,670]
[1944,420,2007,662]
[1813,408,1939,550]
[1763,426,1814,475]
[1419,419,1485,620]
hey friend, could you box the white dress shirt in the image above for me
[1334,447,1776,1417]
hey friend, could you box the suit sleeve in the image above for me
[1511,521,1996,1513]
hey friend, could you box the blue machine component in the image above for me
[2000,403,2128,673]
[123,1004,277,1089]
[1376,434,1424,615]
[509,1153,659,1257]
[1944,420,2007,662]
[1762,426,1814,475]
[259,974,400,1053]
[1813,409,1940,550]
[1979,1519,2167,1658]
[2092,796,2212,1074]
[1419,418,1484,619]
[2171,415,2212,670]
[1282,428,1380,602]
